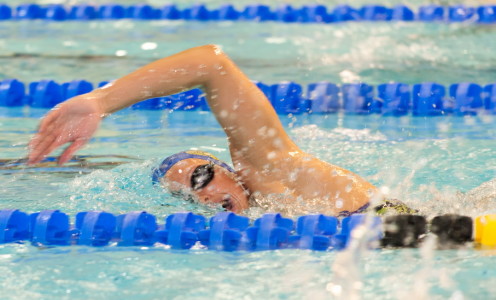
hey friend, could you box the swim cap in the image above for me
[151,150,235,184]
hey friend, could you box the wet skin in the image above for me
[28,45,378,216]
[164,158,250,213]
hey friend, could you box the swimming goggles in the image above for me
[191,163,215,190]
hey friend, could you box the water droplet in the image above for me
[273,138,283,148]
[257,126,267,136]
[219,110,228,118]
[115,50,127,57]
[267,128,276,137]
[289,170,298,182]
[267,151,276,159]
[380,186,390,195]
[141,42,157,50]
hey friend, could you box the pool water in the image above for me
[1,1,496,299]
[1,110,495,216]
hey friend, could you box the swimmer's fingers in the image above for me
[29,115,58,152]
[27,128,65,165]
[38,107,60,133]
[28,96,104,165]
[27,110,63,163]
[28,114,71,165]
[58,139,88,165]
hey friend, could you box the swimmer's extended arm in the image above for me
[28,45,298,165]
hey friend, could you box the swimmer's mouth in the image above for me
[222,200,233,211]
[221,195,236,211]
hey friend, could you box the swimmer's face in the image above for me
[163,158,249,213]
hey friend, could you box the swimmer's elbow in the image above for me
[192,45,237,84]
[196,44,231,67]
[199,44,225,56]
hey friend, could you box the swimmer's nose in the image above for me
[199,194,235,211]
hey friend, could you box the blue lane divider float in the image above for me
[198,212,250,251]
[0,79,24,107]
[412,82,446,116]
[342,83,380,114]
[0,209,30,243]
[246,213,293,250]
[270,81,303,114]
[1,79,495,116]
[450,83,484,115]
[306,82,340,113]
[288,214,337,250]
[418,5,445,21]
[28,80,65,108]
[485,84,496,111]
[377,82,410,116]
[155,212,206,249]
[115,211,157,246]
[29,210,70,245]
[0,4,496,23]
[0,209,386,251]
[75,211,116,246]
[334,214,383,248]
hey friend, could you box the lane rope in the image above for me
[0,4,495,24]
[1,79,495,116]
[1,209,488,250]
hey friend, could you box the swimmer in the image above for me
[28,45,413,216]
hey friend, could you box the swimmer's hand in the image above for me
[28,95,106,165]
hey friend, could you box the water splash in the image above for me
[292,124,387,142]
[62,160,224,217]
